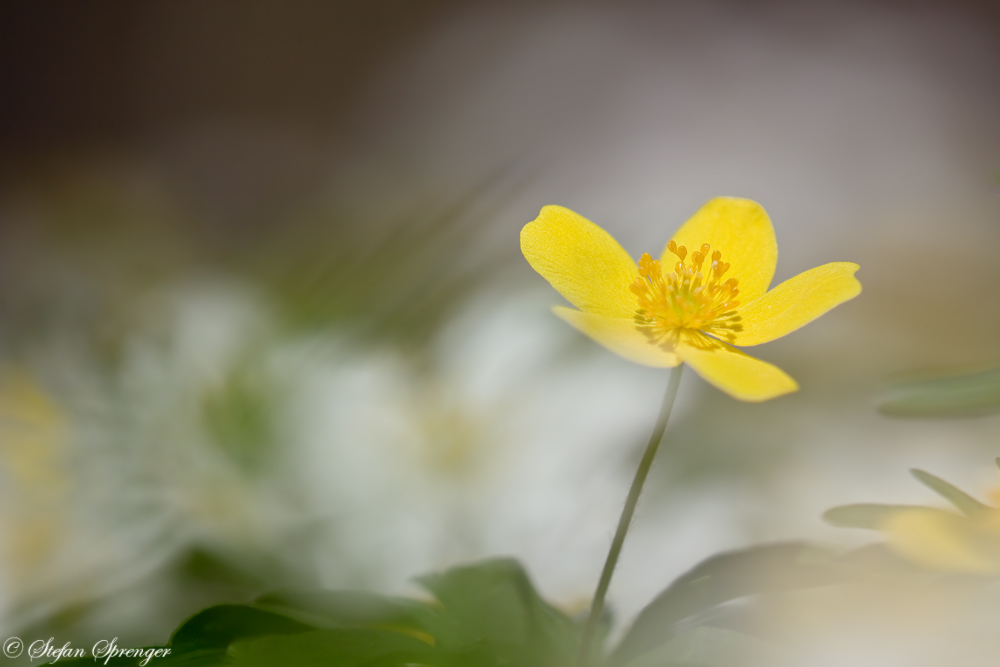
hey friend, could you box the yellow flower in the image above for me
[882,506,1000,574]
[520,197,861,401]
[874,478,1000,575]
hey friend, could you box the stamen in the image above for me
[631,243,743,345]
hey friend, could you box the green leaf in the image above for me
[416,558,579,667]
[822,503,941,530]
[910,469,990,516]
[114,604,320,666]
[228,628,435,667]
[169,604,315,653]
[253,589,437,636]
[623,626,784,667]
[44,607,314,667]
[878,364,1000,417]
[611,543,841,665]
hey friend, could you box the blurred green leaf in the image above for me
[253,589,438,636]
[228,628,435,667]
[138,604,317,666]
[623,626,784,667]
[878,364,1000,418]
[46,559,583,667]
[416,558,579,667]
[169,604,315,653]
[822,503,942,529]
[910,469,990,516]
[41,606,316,666]
[611,543,841,665]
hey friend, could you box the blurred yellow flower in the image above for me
[520,198,861,401]
[0,371,69,582]
[882,488,1000,575]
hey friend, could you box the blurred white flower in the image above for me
[283,279,750,614]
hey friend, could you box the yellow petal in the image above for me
[522,206,638,318]
[676,334,797,401]
[734,262,861,346]
[553,307,680,368]
[665,198,777,303]
[882,509,999,574]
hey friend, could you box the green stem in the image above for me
[576,364,684,667]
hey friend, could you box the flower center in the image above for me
[629,241,743,344]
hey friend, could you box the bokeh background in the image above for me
[1,0,999,661]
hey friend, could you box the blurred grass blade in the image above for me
[266,159,534,347]
[823,503,941,529]
[910,469,990,515]
[611,543,841,665]
[879,364,1000,418]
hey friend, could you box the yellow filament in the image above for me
[629,241,743,345]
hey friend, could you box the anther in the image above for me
[667,240,687,261]
[630,241,741,342]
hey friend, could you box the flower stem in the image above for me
[576,364,684,667]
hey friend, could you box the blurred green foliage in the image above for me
[879,364,1000,418]
[42,457,1000,666]
[41,547,857,667]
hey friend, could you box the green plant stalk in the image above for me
[577,364,684,667]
